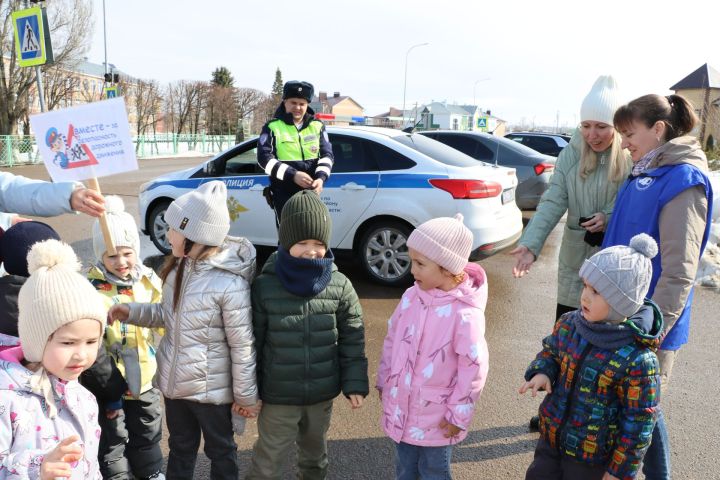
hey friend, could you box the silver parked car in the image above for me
[419,131,556,209]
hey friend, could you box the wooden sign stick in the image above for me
[87,177,116,255]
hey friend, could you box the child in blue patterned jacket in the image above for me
[520,234,663,480]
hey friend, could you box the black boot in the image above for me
[529,415,540,431]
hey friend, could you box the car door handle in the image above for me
[249,184,265,191]
[340,182,366,191]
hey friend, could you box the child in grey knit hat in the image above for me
[107,181,259,479]
[521,234,664,480]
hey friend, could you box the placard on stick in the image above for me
[30,97,138,255]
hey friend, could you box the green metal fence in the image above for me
[0,133,240,167]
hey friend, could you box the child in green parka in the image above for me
[246,190,369,479]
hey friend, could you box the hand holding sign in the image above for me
[70,186,105,217]
[31,98,138,255]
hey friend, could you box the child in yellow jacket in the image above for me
[81,196,165,480]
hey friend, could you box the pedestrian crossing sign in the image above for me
[12,7,48,67]
[104,86,118,99]
[477,117,488,128]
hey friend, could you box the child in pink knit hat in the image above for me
[376,213,490,479]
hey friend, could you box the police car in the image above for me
[139,126,523,286]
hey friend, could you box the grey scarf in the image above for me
[572,312,636,349]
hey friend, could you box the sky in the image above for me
[87,0,720,128]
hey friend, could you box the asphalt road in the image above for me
[4,157,719,479]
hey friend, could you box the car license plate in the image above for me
[501,188,515,204]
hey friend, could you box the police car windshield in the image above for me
[393,134,479,168]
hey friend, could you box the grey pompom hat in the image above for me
[579,233,658,322]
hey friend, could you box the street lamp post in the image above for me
[402,42,428,128]
[103,0,108,77]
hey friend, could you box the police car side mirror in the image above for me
[204,160,217,176]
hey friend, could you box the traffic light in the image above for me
[104,73,120,83]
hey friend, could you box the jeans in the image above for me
[395,442,453,480]
[164,397,238,480]
[642,409,672,480]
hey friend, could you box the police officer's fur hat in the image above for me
[283,81,314,102]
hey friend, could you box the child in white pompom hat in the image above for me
[0,239,106,479]
[84,195,165,480]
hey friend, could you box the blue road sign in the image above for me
[12,7,47,67]
[104,86,118,99]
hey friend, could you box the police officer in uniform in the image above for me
[257,80,334,224]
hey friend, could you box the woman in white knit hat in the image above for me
[0,239,107,479]
[509,75,632,430]
[107,180,259,480]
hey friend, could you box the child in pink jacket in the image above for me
[376,214,489,479]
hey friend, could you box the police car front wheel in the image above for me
[358,220,413,287]
[149,201,172,255]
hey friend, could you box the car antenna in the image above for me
[402,114,426,133]
[488,128,500,168]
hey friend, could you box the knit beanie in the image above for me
[579,233,658,322]
[164,180,230,246]
[0,221,60,277]
[278,190,331,250]
[580,75,623,125]
[406,214,473,275]
[18,240,107,363]
[92,195,140,262]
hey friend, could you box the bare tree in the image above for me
[164,80,206,135]
[251,96,279,135]
[189,81,208,135]
[0,0,94,134]
[206,85,237,135]
[235,87,265,140]
[132,78,162,137]
[42,0,92,110]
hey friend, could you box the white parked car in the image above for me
[139,126,523,286]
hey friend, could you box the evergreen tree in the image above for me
[271,68,283,101]
[211,67,235,88]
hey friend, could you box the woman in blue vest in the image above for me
[257,81,334,224]
[605,93,713,480]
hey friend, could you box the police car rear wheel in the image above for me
[359,221,413,287]
[149,201,172,255]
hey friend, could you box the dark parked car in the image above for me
[504,132,571,157]
[419,131,555,209]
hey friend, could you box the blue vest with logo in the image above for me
[603,164,713,350]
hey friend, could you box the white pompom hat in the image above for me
[92,195,140,261]
[18,240,107,362]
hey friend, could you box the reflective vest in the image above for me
[268,119,323,161]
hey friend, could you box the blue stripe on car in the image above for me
[144,173,447,192]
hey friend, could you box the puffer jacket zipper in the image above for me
[303,299,310,404]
